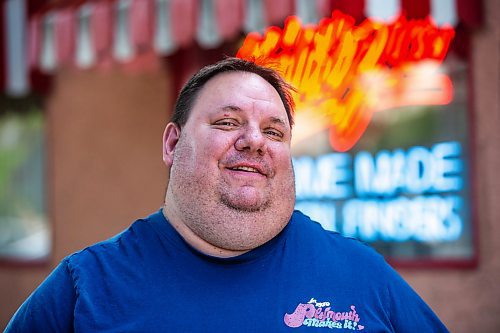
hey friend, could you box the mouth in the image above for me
[226,164,267,176]
[230,166,260,173]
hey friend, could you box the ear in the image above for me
[162,122,181,167]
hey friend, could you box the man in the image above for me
[6,58,449,332]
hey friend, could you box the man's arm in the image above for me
[5,259,76,333]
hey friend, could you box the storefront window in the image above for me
[0,96,50,262]
[293,53,475,265]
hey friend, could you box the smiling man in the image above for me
[163,67,295,258]
[6,58,449,332]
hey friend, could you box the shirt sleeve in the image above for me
[5,258,77,333]
[386,268,450,333]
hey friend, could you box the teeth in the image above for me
[233,166,259,173]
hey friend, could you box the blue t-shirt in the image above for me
[6,210,449,332]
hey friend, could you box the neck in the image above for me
[161,205,250,258]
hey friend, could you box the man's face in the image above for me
[163,71,296,251]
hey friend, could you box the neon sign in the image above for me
[293,141,465,243]
[237,11,455,151]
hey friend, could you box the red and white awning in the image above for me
[1,0,482,97]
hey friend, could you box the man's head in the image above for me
[162,58,296,256]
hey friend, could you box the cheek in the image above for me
[205,134,236,156]
[193,139,230,170]
[181,129,240,168]
[269,146,293,167]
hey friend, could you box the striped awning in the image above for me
[1,0,482,97]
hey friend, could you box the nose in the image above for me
[234,125,266,155]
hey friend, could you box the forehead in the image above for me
[190,71,289,124]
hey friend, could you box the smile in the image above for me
[231,166,260,173]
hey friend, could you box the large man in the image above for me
[6,58,449,332]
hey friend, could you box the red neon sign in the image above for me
[237,11,455,151]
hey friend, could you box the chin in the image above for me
[221,196,270,213]
[221,187,271,211]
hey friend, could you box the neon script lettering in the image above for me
[237,11,455,151]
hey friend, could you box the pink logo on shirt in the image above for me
[284,298,365,330]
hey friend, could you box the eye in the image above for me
[264,128,284,139]
[213,119,239,129]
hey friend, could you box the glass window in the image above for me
[0,96,50,262]
[293,52,475,265]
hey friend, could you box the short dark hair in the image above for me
[171,57,295,127]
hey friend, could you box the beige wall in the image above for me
[1,0,499,330]
[0,56,170,327]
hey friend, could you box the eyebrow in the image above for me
[221,105,241,112]
[220,105,288,127]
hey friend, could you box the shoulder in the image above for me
[291,210,384,259]
[289,210,394,277]
[65,212,160,272]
